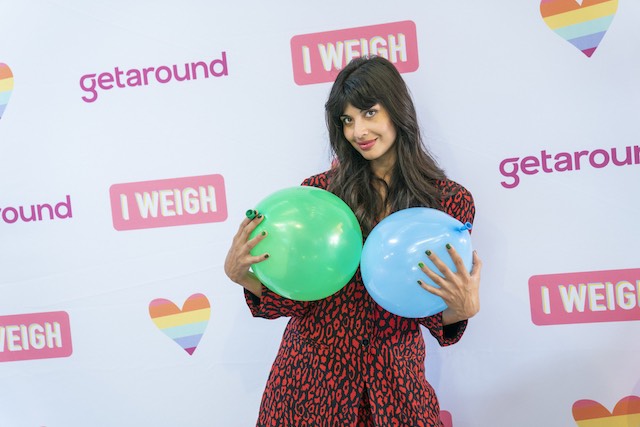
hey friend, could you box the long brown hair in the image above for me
[325,56,447,237]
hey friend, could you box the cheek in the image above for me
[387,126,398,143]
[342,127,353,142]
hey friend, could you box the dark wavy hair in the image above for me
[325,55,447,237]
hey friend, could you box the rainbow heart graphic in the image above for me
[540,0,618,57]
[149,293,210,355]
[572,395,640,426]
[0,63,14,119]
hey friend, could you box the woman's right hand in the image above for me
[223,212,269,297]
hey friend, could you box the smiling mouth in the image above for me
[357,139,376,150]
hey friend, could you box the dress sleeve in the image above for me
[242,171,331,319]
[419,180,476,346]
[421,312,468,346]
[244,286,313,319]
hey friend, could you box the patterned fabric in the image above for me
[244,171,476,427]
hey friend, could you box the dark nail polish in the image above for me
[417,280,422,285]
[418,262,425,268]
[261,231,266,236]
[446,243,452,250]
[245,209,257,219]
[257,213,263,219]
[264,254,270,259]
[425,250,432,256]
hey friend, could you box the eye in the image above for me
[340,116,353,126]
[364,108,377,118]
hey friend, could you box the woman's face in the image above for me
[340,102,398,167]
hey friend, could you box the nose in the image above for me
[353,118,368,140]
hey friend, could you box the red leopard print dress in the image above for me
[244,171,475,427]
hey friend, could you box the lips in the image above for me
[357,139,376,150]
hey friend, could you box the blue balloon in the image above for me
[361,207,473,318]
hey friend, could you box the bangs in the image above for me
[327,72,381,123]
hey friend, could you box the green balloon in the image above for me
[249,186,362,301]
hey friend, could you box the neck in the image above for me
[370,157,395,185]
[370,157,395,221]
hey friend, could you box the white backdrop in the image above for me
[1,1,639,426]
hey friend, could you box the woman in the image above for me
[224,55,482,427]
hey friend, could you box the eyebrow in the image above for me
[340,108,364,117]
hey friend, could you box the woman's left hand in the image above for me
[417,245,482,325]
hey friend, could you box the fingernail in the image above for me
[425,250,432,256]
[417,280,422,285]
[264,254,270,259]
[257,213,263,219]
[245,209,257,219]
[446,243,452,250]
[418,262,425,268]
[261,231,267,236]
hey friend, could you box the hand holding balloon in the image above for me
[418,245,482,325]
[223,212,269,298]
[361,207,476,318]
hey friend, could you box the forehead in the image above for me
[341,103,359,116]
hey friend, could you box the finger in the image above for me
[246,229,268,251]
[417,279,444,298]
[235,210,262,235]
[248,252,270,265]
[418,261,446,287]
[469,250,483,277]
[240,213,265,239]
[446,244,469,277]
[236,215,253,233]
[425,249,455,280]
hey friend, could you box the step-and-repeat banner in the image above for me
[1,1,639,426]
